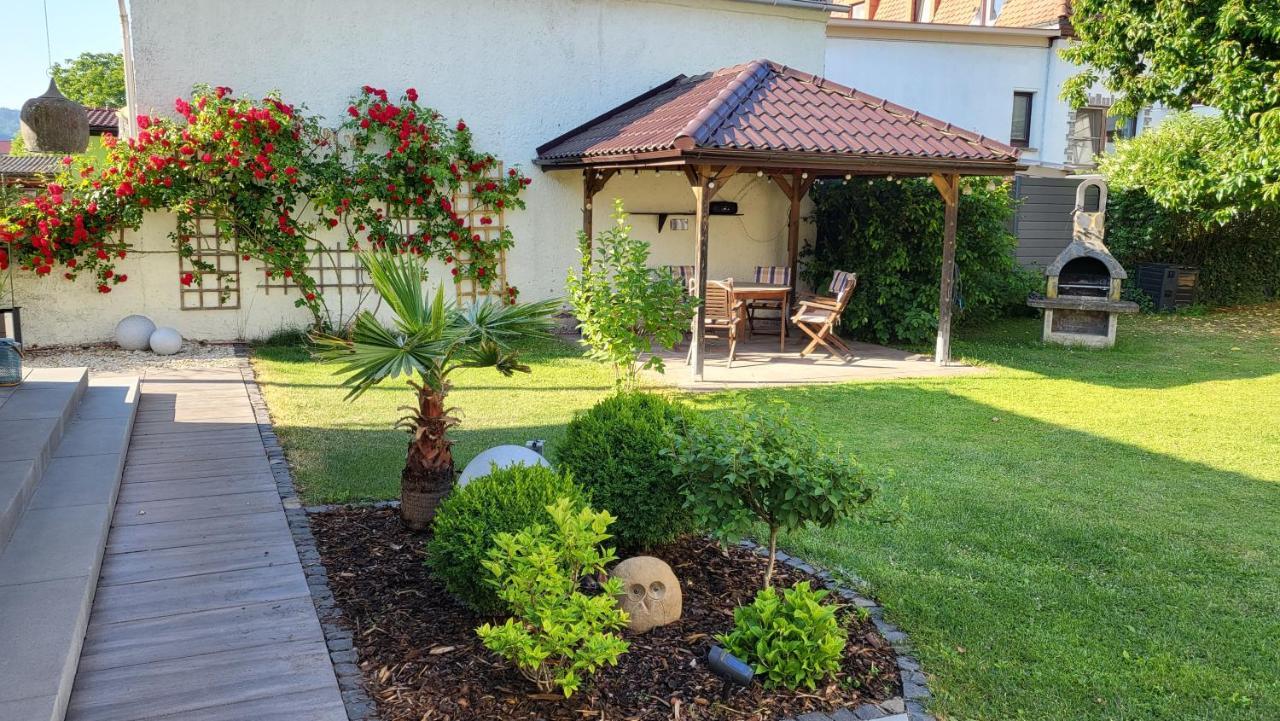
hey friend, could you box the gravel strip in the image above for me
[22,341,239,375]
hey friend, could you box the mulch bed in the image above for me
[310,506,900,721]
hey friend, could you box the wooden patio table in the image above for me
[718,281,790,351]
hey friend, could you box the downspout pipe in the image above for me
[729,0,848,12]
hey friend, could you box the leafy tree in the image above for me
[51,52,126,108]
[566,199,697,388]
[670,406,877,587]
[314,250,558,530]
[1100,112,1280,306]
[1062,1,1280,203]
[1099,113,1237,222]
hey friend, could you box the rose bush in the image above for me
[312,85,530,300]
[0,84,531,320]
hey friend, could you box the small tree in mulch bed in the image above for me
[476,499,630,697]
[671,406,878,588]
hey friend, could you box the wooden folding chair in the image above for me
[689,278,745,367]
[791,271,857,359]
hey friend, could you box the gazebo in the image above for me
[535,59,1021,380]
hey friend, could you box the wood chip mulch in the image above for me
[310,506,900,721]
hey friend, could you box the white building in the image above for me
[7,0,1146,345]
[825,0,1157,175]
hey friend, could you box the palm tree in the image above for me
[314,250,558,530]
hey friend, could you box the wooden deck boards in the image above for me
[66,368,346,721]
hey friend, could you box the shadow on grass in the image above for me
[270,423,580,505]
[688,381,1279,721]
[951,314,1280,390]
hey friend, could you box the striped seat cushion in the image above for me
[753,265,792,285]
[829,270,856,297]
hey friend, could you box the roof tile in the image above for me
[536,60,1018,167]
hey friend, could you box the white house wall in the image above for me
[825,35,1051,164]
[16,0,826,346]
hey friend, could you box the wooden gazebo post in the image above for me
[581,169,614,261]
[685,165,736,381]
[931,173,961,365]
[769,171,816,297]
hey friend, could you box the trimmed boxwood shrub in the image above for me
[427,464,587,614]
[556,392,702,550]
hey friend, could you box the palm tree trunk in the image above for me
[400,382,455,531]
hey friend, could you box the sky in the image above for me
[1,0,123,109]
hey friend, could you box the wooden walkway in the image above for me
[66,367,347,721]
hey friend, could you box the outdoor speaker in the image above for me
[709,201,738,215]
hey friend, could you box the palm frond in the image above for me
[458,339,534,377]
[452,296,560,348]
[314,310,452,400]
[358,249,443,336]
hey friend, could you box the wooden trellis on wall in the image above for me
[179,215,241,310]
[451,167,510,305]
[255,168,509,303]
[257,240,370,295]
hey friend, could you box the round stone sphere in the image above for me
[114,315,157,351]
[457,445,550,487]
[149,327,184,356]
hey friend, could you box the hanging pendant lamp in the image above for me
[19,0,89,155]
[20,78,89,154]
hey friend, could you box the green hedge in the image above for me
[1099,112,1280,307]
[805,177,1037,346]
[1107,188,1280,307]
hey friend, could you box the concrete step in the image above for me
[0,368,89,551]
[0,375,139,721]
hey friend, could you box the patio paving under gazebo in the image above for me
[648,335,985,390]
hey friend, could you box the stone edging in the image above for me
[237,347,932,721]
[735,539,936,721]
[235,348,380,721]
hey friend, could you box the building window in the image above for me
[1067,107,1106,165]
[1106,115,1138,149]
[914,0,934,22]
[987,0,1005,24]
[1010,92,1033,148]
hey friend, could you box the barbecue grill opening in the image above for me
[1057,257,1111,296]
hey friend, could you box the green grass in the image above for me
[251,336,622,503]
[251,306,1280,721]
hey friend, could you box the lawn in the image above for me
[251,305,1280,721]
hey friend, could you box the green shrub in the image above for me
[476,499,630,697]
[1098,113,1280,307]
[428,464,587,614]
[566,199,697,388]
[1106,187,1280,308]
[806,177,1035,346]
[670,406,876,588]
[719,581,848,690]
[556,392,701,550]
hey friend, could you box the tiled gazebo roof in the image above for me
[536,59,1019,173]
[85,107,120,135]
